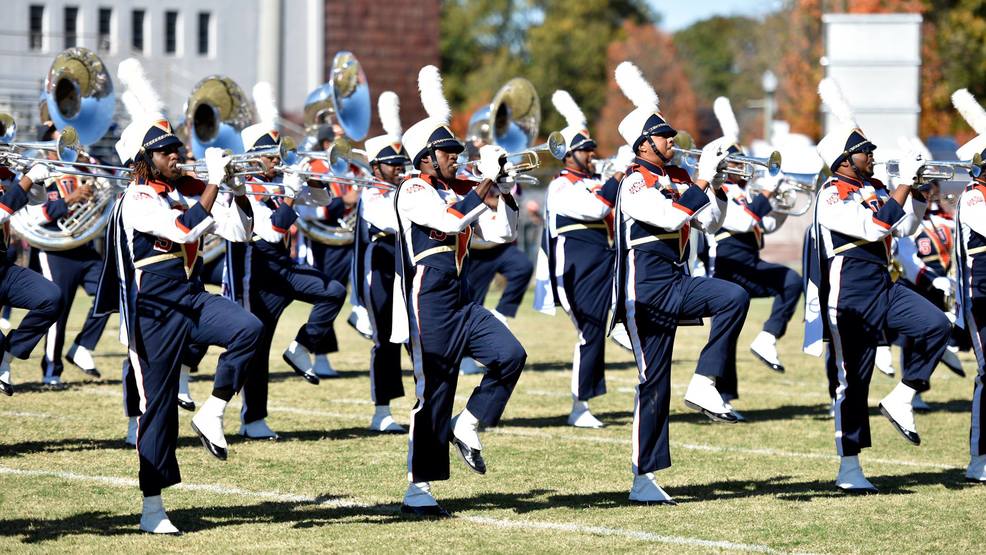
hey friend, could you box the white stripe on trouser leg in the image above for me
[969,305,984,457]
[827,256,849,457]
[624,250,647,473]
[554,237,584,398]
[363,242,379,404]
[38,251,58,378]
[406,265,426,481]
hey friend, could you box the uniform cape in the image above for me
[348,199,370,313]
[92,197,137,347]
[801,191,829,357]
[956,191,972,333]
[532,202,559,315]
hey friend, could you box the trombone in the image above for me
[881,154,983,182]
[0,124,130,181]
[672,146,782,180]
[458,131,567,176]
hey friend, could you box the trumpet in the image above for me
[458,131,567,176]
[673,146,782,180]
[881,154,983,182]
[176,143,296,177]
[286,171,398,191]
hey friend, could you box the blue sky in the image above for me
[650,0,783,31]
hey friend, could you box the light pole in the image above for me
[762,70,777,145]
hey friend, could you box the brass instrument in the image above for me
[183,75,255,159]
[43,47,115,145]
[755,172,825,216]
[466,78,540,154]
[882,154,983,182]
[302,51,371,147]
[296,53,372,246]
[458,131,567,177]
[672,146,782,180]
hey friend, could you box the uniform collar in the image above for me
[559,167,593,180]
[633,156,666,177]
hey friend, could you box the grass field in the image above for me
[0,285,981,554]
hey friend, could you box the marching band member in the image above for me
[26,122,109,386]
[394,66,526,517]
[225,87,345,440]
[111,111,260,533]
[542,90,619,428]
[706,97,802,416]
[359,91,408,433]
[813,78,948,493]
[951,88,986,482]
[610,61,749,505]
[297,121,362,379]
[0,159,65,396]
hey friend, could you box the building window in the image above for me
[98,8,112,53]
[64,6,79,49]
[165,11,179,55]
[197,12,211,56]
[29,5,44,51]
[131,9,145,53]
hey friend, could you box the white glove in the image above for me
[281,170,304,198]
[25,163,50,184]
[696,138,731,183]
[931,276,954,297]
[478,145,508,181]
[894,150,924,188]
[614,146,635,174]
[204,147,231,185]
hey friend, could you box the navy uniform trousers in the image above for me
[0,263,63,361]
[555,236,614,401]
[467,243,534,318]
[407,265,527,483]
[712,257,802,400]
[302,240,352,356]
[32,246,109,379]
[624,250,749,474]
[968,297,986,456]
[130,273,263,494]
[827,256,949,456]
[240,251,346,424]
[362,237,404,405]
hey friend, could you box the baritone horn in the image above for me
[757,171,825,216]
[459,131,567,176]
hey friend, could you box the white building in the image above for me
[0,0,325,135]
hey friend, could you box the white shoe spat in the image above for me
[629,472,675,504]
[139,495,180,534]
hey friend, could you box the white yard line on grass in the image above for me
[0,465,803,554]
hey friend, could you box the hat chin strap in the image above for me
[570,150,593,176]
[427,145,448,181]
[848,155,871,182]
[646,137,670,165]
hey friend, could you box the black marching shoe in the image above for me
[190,421,228,461]
[177,398,196,411]
[683,399,739,423]
[282,353,320,385]
[879,403,920,446]
[451,436,486,474]
[400,503,452,518]
[0,380,12,396]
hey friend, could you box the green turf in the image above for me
[0,285,981,553]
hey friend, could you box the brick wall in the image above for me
[324,0,440,137]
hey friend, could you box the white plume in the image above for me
[951,88,986,134]
[120,90,143,122]
[898,136,932,160]
[117,57,163,119]
[818,78,857,127]
[378,91,402,138]
[551,90,587,129]
[418,65,450,123]
[713,96,739,140]
[615,61,658,110]
[252,82,279,128]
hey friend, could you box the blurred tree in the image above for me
[774,0,824,139]
[440,0,655,137]
[933,0,986,138]
[596,20,698,153]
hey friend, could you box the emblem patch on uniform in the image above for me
[429,230,447,241]
[917,237,932,255]
[153,238,173,252]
